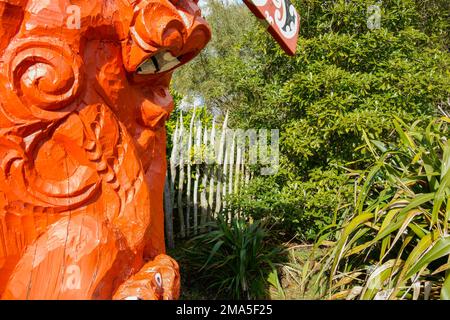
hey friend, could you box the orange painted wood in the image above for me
[0,0,210,300]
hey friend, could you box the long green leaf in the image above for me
[432,169,450,226]
[393,118,416,149]
[440,273,450,300]
[330,213,375,279]
[361,259,402,300]
[405,236,450,279]
[201,240,225,270]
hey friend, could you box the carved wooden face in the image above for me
[0,0,211,273]
[0,0,210,157]
[0,0,210,211]
[0,0,209,299]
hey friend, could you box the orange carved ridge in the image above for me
[0,0,210,300]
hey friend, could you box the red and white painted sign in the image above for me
[244,0,300,56]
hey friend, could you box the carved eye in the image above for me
[154,272,163,288]
[136,51,181,75]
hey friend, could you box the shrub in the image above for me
[172,0,450,241]
[227,171,352,242]
[317,116,450,300]
[181,214,285,299]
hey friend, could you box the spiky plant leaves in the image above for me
[321,117,450,300]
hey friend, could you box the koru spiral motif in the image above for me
[0,0,210,300]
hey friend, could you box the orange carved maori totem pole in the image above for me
[0,0,210,300]
[0,0,299,300]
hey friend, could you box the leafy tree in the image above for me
[172,0,450,241]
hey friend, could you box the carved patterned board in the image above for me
[244,0,300,56]
[0,0,208,300]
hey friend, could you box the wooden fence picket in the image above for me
[164,109,254,241]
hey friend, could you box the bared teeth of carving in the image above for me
[137,57,157,74]
[136,50,180,75]
[158,51,181,72]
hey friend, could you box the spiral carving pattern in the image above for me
[2,37,83,119]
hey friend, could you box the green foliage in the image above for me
[172,0,450,241]
[181,214,286,299]
[317,116,450,300]
[165,93,214,154]
[172,1,256,111]
[228,169,352,241]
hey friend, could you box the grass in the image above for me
[169,242,326,300]
[316,116,450,300]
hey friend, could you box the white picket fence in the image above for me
[163,110,253,247]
